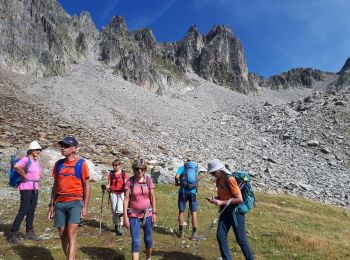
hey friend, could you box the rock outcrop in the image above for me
[263,68,332,90]
[98,16,184,94]
[196,26,252,93]
[336,57,350,89]
[0,0,98,77]
[0,0,255,94]
[160,25,253,93]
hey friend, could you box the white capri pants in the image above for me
[110,193,124,224]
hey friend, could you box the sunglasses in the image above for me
[34,149,42,152]
[60,144,73,149]
[135,168,146,172]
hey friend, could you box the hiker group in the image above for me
[7,136,255,260]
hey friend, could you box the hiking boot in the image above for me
[8,232,23,244]
[25,229,40,241]
[178,230,184,239]
[191,232,200,241]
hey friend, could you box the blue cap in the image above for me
[58,136,78,147]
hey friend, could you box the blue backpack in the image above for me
[180,161,198,190]
[56,158,84,180]
[8,155,31,188]
[225,170,255,214]
[55,158,85,199]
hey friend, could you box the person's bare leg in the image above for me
[66,223,79,260]
[132,252,139,260]
[58,227,69,256]
[191,211,197,228]
[178,212,184,226]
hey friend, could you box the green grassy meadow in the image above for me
[0,179,349,259]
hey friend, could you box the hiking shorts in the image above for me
[178,192,197,213]
[54,200,83,228]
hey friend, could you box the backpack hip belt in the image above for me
[127,208,153,227]
[110,188,125,193]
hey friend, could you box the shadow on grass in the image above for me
[0,223,12,236]
[153,225,179,236]
[153,250,205,260]
[12,245,54,260]
[81,246,125,260]
[81,219,112,232]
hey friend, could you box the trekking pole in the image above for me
[186,207,191,229]
[99,185,106,235]
[193,198,233,255]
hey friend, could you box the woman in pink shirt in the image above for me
[124,159,157,260]
[8,141,42,244]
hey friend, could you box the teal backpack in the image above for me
[225,170,255,214]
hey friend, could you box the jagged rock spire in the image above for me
[338,57,350,75]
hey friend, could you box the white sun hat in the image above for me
[28,141,42,150]
[207,159,230,174]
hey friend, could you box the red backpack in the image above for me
[109,170,126,192]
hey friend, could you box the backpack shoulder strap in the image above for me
[146,175,152,189]
[146,175,153,201]
[56,159,65,175]
[129,175,135,197]
[24,156,32,173]
[224,174,234,190]
[122,170,126,188]
[109,170,115,180]
[181,164,188,182]
[74,158,85,180]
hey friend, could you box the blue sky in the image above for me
[58,0,350,78]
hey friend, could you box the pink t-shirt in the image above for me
[15,157,41,190]
[125,176,154,218]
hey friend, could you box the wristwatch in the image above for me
[48,203,54,207]
[152,212,157,215]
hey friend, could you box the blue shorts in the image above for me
[54,200,83,228]
[178,192,197,213]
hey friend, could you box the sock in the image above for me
[192,227,197,234]
[179,225,183,232]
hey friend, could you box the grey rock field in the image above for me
[0,0,349,208]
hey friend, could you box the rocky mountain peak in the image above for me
[0,0,258,94]
[263,68,329,90]
[185,25,200,38]
[0,0,76,76]
[206,25,233,41]
[107,15,128,34]
[132,28,157,52]
[195,25,252,93]
[335,57,350,88]
[338,57,350,75]
[3,0,345,95]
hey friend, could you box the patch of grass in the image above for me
[0,179,349,259]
